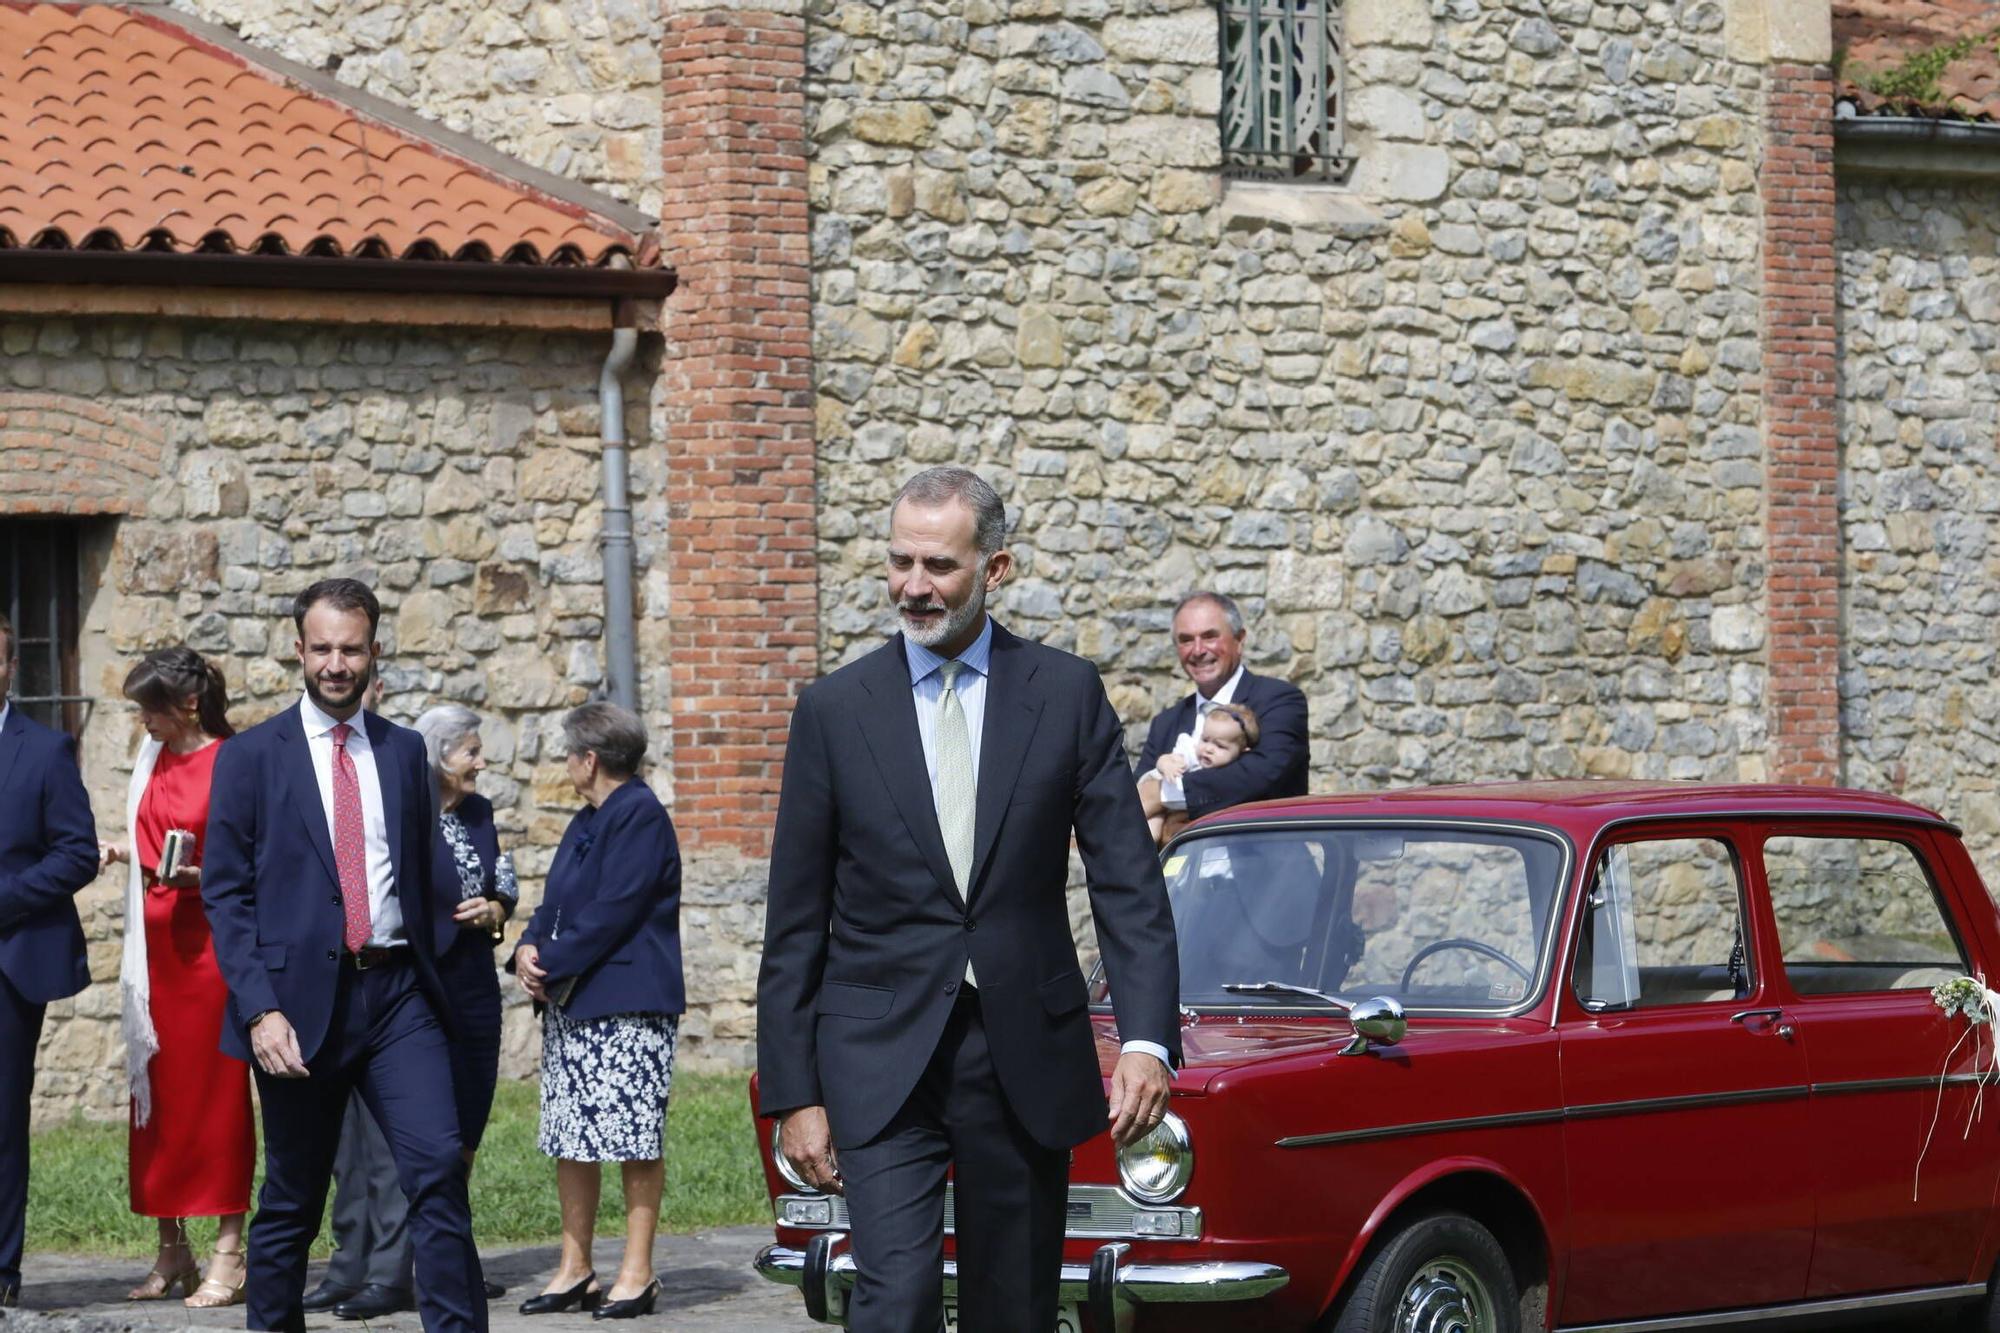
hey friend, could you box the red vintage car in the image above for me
[753,781,2000,1332]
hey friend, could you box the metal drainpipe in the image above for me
[599,258,641,712]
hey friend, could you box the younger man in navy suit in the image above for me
[0,613,99,1308]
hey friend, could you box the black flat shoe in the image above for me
[333,1283,415,1320]
[519,1272,600,1316]
[592,1278,659,1321]
[483,1280,506,1300]
[302,1280,358,1313]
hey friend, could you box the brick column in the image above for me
[1761,63,1839,786]
[658,0,816,853]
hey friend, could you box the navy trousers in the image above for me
[0,969,44,1291]
[247,957,485,1333]
[837,991,1069,1333]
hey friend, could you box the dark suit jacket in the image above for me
[517,778,683,1022]
[757,622,1181,1152]
[430,793,515,958]
[201,703,446,1063]
[1136,670,1310,821]
[0,707,97,1003]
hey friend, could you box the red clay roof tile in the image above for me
[0,2,657,267]
[1837,0,2000,120]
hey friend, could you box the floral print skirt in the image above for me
[538,1007,679,1162]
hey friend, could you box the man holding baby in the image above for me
[1135,592,1310,838]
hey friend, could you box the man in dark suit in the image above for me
[758,467,1181,1333]
[0,613,98,1309]
[202,579,485,1333]
[1136,592,1310,821]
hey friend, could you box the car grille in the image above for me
[777,1183,1202,1240]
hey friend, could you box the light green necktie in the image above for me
[936,660,977,897]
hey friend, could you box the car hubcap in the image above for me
[1395,1256,1494,1333]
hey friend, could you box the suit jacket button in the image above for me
[944,982,958,994]
[326,949,338,960]
[964,919,976,931]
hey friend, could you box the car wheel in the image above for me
[1328,1211,1520,1333]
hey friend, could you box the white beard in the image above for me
[900,569,988,649]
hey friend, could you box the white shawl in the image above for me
[119,736,163,1126]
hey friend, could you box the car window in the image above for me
[1574,837,1750,1011]
[1763,835,1965,995]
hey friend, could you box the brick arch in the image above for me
[0,392,164,516]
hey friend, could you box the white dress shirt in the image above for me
[907,619,1171,1070]
[298,694,403,948]
[1158,664,1246,810]
[0,698,10,732]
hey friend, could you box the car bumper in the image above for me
[756,1234,1290,1327]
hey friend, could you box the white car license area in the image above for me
[944,1301,1081,1332]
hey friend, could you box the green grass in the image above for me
[28,1074,771,1258]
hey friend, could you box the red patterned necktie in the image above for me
[331,722,371,953]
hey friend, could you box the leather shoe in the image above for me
[483,1280,506,1300]
[301,1280,357,1313]
[519,1272,599,1316]
[333,1284,415,1320]
[592,1279,659,1321]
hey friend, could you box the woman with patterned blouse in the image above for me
[413,704,519,1160]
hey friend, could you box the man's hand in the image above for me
[1106,1051,1171,1147]
[779,1106,843,1195]
[455,896,506,934]
[1155,754,1189,781]
[515,943,548,1002]
[250,1011,309,1079]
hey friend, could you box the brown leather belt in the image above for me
[346,946,406,970]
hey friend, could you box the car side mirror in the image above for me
[1340,995,1406,1057]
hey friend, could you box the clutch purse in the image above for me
[157,828,195,881]
[547,975,579,1009]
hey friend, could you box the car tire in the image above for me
[1327,1210,1520,1333]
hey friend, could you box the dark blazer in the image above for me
[430,793,514,957]
[201,703,446,1063]
[1136,670,1311,821]
[757,622,1181,1153]
[517,778,683,1022]
[0,707,97,1003]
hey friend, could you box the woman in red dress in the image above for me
[98,647,254,1307]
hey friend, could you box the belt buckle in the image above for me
[351,948,375,971]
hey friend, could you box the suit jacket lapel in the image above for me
[364,712,405,887]
[854,637,966,913]
[968,624,1044,897]
[0,709,22,795]
[279,706,339,883]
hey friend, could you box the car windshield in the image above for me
[1096,824,1568,1013]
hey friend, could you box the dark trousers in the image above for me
[248,958,484,1333]
[438,935,502,1154]
[0,970,45,1290]
[838,993,1068,1333]
[326,1091,414,1293]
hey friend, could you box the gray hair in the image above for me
[561,701,647,779]
[891,466,1008,556]
[1175,591,1245,637]
[413,704,483,782]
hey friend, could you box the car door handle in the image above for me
[1731,1007,1795,1040]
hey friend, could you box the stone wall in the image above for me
[1836,176,2000,883]
[172,0,665,213]
[806,0,1774,792]
[6,317,763,1125]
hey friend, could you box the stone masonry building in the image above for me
[2,0,1994,1121]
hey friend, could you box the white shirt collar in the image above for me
[1196,664,1246,709]
[0,698,10,732]
[298,692,365,740]
[905,615,995,686]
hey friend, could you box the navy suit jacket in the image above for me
[517,779,683,1022]
[430,793,514,958]
[201,702,446,1063]
[1136,670,1311,821]
[0,706,97,1003]
[757,622,1181,1152]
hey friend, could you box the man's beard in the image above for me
[305,661,373,712]
[900,569,987,649]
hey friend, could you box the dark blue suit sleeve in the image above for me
[0,733,98,930]
[200,736,281,1023]
[1135,706,1174,778]
[756,687,836,1118]
[534,795,677,984]
[1182,679,1310,820]
[1072,672,1181,1064]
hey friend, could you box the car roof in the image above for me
[1186,780,1956,841]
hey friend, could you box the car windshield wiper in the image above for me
[1220,981,1353,1010]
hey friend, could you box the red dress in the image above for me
[128,742,255,1218]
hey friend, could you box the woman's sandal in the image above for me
[184,1246,248,1309]
[126,1257,200,1302]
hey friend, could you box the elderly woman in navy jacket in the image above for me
[512,702,682,1322]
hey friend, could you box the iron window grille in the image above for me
[1218,0,1354,183]
[0,520,88,737]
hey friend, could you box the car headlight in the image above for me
[1117,1109,1192,1203]
[770,1120,816,1194]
